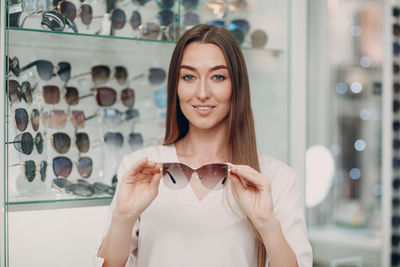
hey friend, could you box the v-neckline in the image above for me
[165,143,222,209]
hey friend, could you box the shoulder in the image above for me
[257,153,297,186]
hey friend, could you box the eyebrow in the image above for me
[180,65,228,72]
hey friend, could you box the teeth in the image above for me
[196,106,213,110]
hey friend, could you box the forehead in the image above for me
[180,42,227,67]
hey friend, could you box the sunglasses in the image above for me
[52,178,95,197]
[51,132,89,154]
[80,87,135,107]
[129,67,166,86]
[10,160,47,182]
[162,162,229,190]
[182,0,198,10]
[100,108,140,127]
[92,182,115,195]
[104,132,124,148]
[130,10,141,30]
[72,65,128,86]
[182,12,200,28]
[20,60,71,82]
[56,0,93,25]
[52,156,93,178]
[40,85,80,105]
[251,29,268,48]
[11,108,40,132]
[8,56,20,76]
[7,80,34,104]
[41,110,89,129]
[7,132,43,155]
[138,22,175,41]
[156,0,175,10]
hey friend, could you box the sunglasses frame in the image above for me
[9,160,47,182]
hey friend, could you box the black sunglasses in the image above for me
[41,10,78,33]
[10,160,47,182]
[20,60,71,82]
[51,132,89,154]
[7,132,43,155]
[52,178,95,197]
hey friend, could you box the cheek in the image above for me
[214,84,232,103]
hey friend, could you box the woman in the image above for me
[95,24,312,267]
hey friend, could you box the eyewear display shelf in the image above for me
[3,0,290,209]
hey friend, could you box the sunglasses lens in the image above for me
[65,183,94,196]
[156,0,175,10]
[65,87,79,105]
[10,57,20,76]
[183,12,200,28]
[162,163,192,189]
[153,89,167,108]
[148,68,166,85]
[197,163,228,190]
[40,161,47,182]
[77,157,92,178]
[15,108,29,131]
[42,110,67,129]
[8,80,21,103]
[251,29,268,48]
[130,10,142,30]
[93,182,115,195]
[102,108,123,126]
[60,1,77,20]
[31,109,40,131]
[80,4,93,25]
[17,132,34,155]
[395,121,400,132]
[91,65,111,85]
[111,9,126,29]
[157,10,174,26]
[140,22,161,39]
[71,110,85,128]
[96,87,117,107]
[52,132,71,154]
[53,156,73,178]
[395,24,400,36]
[76,132,90,153]
[125,108,140,122]
[20,81,33,103]
[207,20,226,28]
[115,66,128,85]
[128,132,143,151]
[182,0,197,9]
[229,19,250,36]
[43,85,61,104]
[35,132,44,154]
[230,29,245,45]
[25,160,36,182]
[57,62,71,82]
[53,178,72,188]
[41,11,66,32]
[104,132,124,148]
[132,0,150,6]
[121,88,135,108]
[36,60,54,81]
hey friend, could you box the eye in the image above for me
[212,75,225,81]
[182,74,195,81]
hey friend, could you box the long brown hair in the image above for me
[163,24,266,267]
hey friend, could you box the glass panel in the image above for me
[306,0,383,266]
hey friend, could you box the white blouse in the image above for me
[94,144,312,267]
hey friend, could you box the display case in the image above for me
[1,0,293,265]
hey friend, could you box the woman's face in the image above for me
[177,42,232,131]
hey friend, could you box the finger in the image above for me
[230,164,268,189]
[149,173,162,193]
[229,173,246,193]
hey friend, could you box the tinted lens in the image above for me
[395,24,400,36]
[41,11,65,31]
[102,108,123,126]
[43,85,61,104]
[36,60,54,81]
[59,1,76,20]
[153,89,167,108]
[80,4,93,25]
[77,157,92,178]
[182,0,198,9]
[96,87,117,107]
[115,66,128,85]
[65,183,94,196]
[125,108,140,121]
[10,56,20,76]
[65,86,79,105]
[132,0,150,6]
[35,132,44,154]
[15,108,29,131]
[207,20,225,28]
[13,132,34,155]
[183,12,200,27]
[128,133,143,151]
[52,132,71,154]
[53,156,73,178]
[148,68,166,85]
[42,110,67,129]
[157,10,174,26]
[140,22,161,39]
[8,80,21,103]
[251,29,268,48]
[121,88,135,108]
[52,177,73,188]
[156,0,175,10]
[229,19,250,35]
[39,161,47,181]
[93,182,115,195]
[197,163,228,190]
[20,81,33,103]
[104,132,123,148]
[162,163,192,189]
[130,10,141,30]
[57,62,71,82]
[230,29,245,45]
[71,110,85,128]
[111,9,126,30]
[395,42,400,56]
[91,65,110,85]
[25,160,36,182]
[31,109,40,131]
[76,132,90,153]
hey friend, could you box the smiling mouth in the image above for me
[193,105,216,110]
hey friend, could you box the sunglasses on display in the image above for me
[182,11,200,29]
[9,160,47,182]
[7,132,43,155]
[156,0,175,10]
[128,132,143,151]
[9,108,40,132]
[182,0,198,10]
[153,89,167,108]
[52,156,92,178]
[41,109,95,129]
[104,132,124,148]
[394,120,400,132]
[71,65,128,86]
[161,162,229,190]
[20,60,71,82]
[129,67,166,86]
[39,85,91,106]
[100,108,140,127]
[54,0,93,25]
[79,87,135,108]
[7,80,35,104]
[52,178,95,197]
[8,56,20,77]
[92,182,115,195]
[91,8,126,31]
[51,132,89,154]
[138,22,177,41]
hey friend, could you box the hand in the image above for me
[229,164,275,227]
[115,158,162,221]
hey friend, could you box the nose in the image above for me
[196,77,211,100]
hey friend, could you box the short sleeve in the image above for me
[260,155,313,267]
[93,152,143,267]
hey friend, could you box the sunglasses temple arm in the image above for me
[70,71,91,80]
[65,17,78,33]
[79,92,94,100]
[127,73,145,85]
[19,10,44,28]
[20,61,38,73]
[85,112,98,121]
